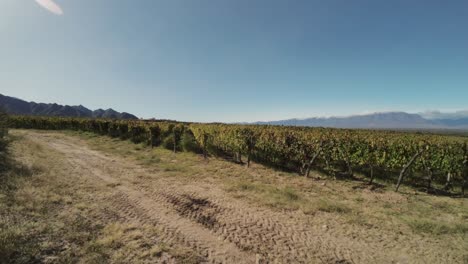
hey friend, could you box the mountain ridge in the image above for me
[2,94,467,129]
[0,94,138,120]
[251,112,468,129]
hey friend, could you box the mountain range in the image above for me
[0,94,138,120]
[252,112,468,129]
[2,94,467,129]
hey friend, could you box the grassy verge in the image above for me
[1,134,118,263]
[0,135,53,263]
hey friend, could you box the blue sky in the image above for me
[1,0,468,122]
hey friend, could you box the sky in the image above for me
[1,0,468,122]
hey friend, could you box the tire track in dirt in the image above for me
[139,186,361,264]
[31,132,360,263]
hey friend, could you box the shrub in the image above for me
[148,125,161,147]
[118,123,129,140]
[180,131,201,153]
[162,134,179,151]
[108,122,120,138]
[129,125,147,144]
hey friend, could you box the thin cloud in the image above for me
[420,110,468,120]
[35,0,64,15]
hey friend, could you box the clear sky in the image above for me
[1,0,468,122]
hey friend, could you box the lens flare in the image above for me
[35,0,64,15]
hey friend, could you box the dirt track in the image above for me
[20,131,467,264]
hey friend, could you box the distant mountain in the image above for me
[432,117,468,127]
[0,94,138,120]
[253,112,468,129]
[91,108,137,119]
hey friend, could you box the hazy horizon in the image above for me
[2,0,468,122]
[4,92,468,124]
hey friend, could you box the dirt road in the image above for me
[15,130,467,263]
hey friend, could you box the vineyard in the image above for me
[9,115,468,195]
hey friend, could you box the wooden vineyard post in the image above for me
[369,166,374,185]
[395,149,424,192]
